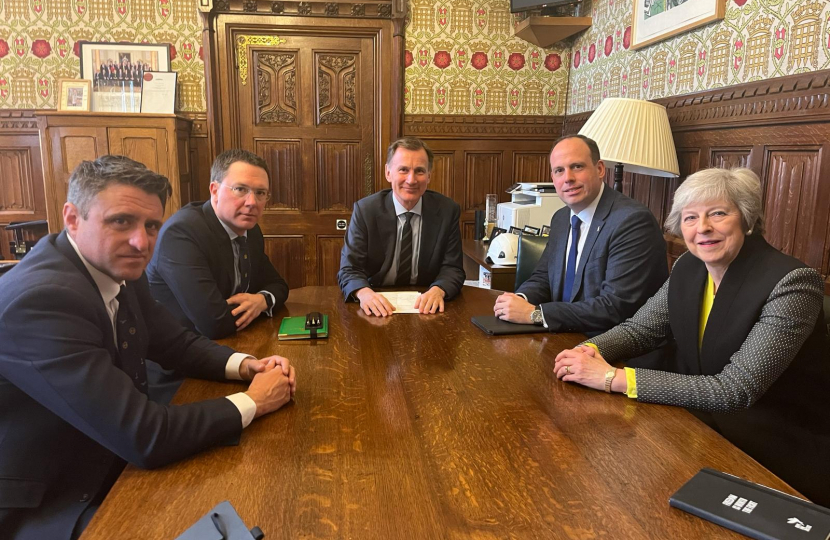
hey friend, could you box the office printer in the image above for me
[496,183,566,231]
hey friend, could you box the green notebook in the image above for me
[278,315,329,340]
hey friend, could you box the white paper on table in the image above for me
[380,291,422,314]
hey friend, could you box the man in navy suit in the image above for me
[494,135,667,335]
[147,149,288,340]
[338,137,465,316]
[0,156,296,540]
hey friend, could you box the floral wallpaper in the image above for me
[0,0,205,111]
[403,0,570,115]
[569,0,830,113]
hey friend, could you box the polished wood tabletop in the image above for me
[82,286,798,540]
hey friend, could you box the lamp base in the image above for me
[613,162,624,193]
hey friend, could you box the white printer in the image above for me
[496,183,566,232]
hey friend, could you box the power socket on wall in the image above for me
[336,219,348,231]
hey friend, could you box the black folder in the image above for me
[470,315,546,336]
[669,468,830,540]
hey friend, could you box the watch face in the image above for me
[531,309,542,323]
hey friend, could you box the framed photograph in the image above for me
[631,0,726,50]
[57,79,91,111]
[79,42,171,112]
[522,225,541,236]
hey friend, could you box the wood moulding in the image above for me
[404,114,563,139]
[565,70,830,133]
[0,109,38,132]
[206,0,398,18]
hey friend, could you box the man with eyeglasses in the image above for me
[147,149,288,347]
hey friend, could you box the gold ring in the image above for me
[565,366,571,374]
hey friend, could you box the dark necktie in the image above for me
[235,236,250,294]
[116,285,148,394]
[563,215,581,302]
[395,212,414,286]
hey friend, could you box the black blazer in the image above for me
[337,189,465,301]
[516,187,667,334]
[147,201,288,339]
[667,234,830,504]
[0,232,243,540]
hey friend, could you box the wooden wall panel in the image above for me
[463,153,501,213]
[513,152,550,183]
[316,141,360,212]
[183,112,212,201]
[762,147,826,271]
[258,140,303,211]
[711,148,752,170]
[317,235,345,287]
[429,152,453,198]
[0,111,47,259]
[264,235,306,290]
[108,129,167,175]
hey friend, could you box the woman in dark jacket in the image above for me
[554,167,829,505]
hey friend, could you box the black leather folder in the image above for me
[670,468,830,540]
[470,315,546,336]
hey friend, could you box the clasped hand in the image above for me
[553,345,612,391]
[493,292,534,324]
[241,356,297,418]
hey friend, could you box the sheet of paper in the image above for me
[381,291,422,314]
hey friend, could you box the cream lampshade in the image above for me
[578,98,679,191]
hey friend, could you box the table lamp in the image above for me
[578,98,679,192]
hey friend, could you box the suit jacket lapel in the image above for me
[548,209,570,301]
[377,191,398,277]
[418,193,437,279]
[202,201,236,294]
[570,188,614,301]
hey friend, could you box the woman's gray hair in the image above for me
[664,167,764,237]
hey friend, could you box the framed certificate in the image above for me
[140,71,177,114]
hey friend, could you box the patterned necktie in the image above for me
[563,215,582,302]
[116,285,147,394]
[395,212,414,286]
[235,236,250,294]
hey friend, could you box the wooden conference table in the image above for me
[82,286,799,539]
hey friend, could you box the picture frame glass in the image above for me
[632,0,725,49]
[79,42,171,113]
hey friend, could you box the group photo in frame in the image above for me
[56,79,91,111]
[79,42,171,112]
[631,0,727,50]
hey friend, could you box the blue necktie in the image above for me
[563,215,581,302]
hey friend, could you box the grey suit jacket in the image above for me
[337,189,465,301]
[516,187,667,334]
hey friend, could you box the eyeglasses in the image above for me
[219,183,271,202]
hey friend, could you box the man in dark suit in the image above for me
[494,135,667,334]
[0,156,296,540]
[147,149,288,340]
[338,137,465,316]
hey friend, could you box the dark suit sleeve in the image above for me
[0,283,242,470]
[529,209,667,334]
[251,230,288,312]
[428,201,465,300]
[153,222,239,339]
[337,201,373,301]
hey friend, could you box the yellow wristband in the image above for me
[624,367,638,399]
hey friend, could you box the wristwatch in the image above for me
[261,292,274,310]
[604,367,617,393]
[530,306,543,326]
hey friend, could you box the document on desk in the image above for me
[381,291,422,313]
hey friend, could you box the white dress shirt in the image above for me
[66,233,257,428]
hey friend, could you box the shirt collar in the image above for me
[571,182,604,225]
[216,217,247,241]
[392,195,423,217]
[66,232,123,306]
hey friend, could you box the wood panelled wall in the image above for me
[565,70,830,292]
[403,115,562,239]
[0,110,47,260]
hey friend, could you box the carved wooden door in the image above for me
[216,19,394,289]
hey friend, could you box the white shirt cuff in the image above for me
[258,290,276,317]
[225,393,257,428]
[226,352,252,380]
